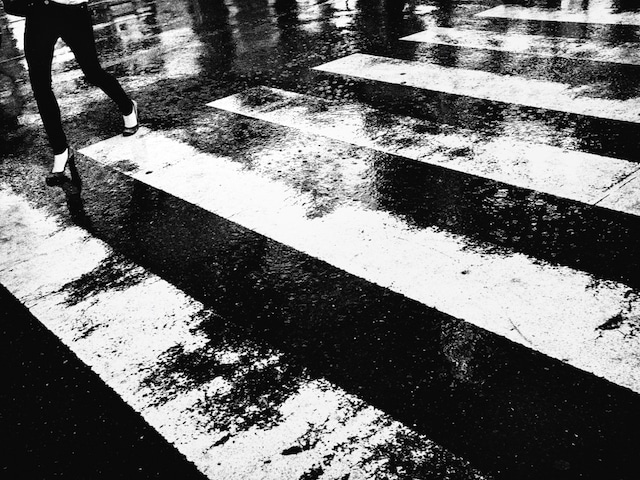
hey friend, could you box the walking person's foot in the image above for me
[122,100,139,136]
[46,147,74,186]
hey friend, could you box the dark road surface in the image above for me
[0,284,207,479]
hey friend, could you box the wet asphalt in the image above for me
[0,283,208,479]
[3,0,640,479]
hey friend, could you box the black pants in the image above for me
[25,2,132,154]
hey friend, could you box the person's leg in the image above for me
[60,4,134,116]
[24,13,68,155]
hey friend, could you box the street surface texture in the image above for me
[2,0,640,479]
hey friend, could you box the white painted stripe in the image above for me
[80,128,640,395]
[47,27,204,87]
[477,4,640,26]
[402,26,640,66]
[208,87,640,212]
[596,169,640,215]
[0,186,489,480]
[313,53,640,124]
[92,11,154,31]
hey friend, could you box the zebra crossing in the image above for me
[4,1,640,479]
[208,86,639,211]
[313,53,640,123]
[477,3,640,26]
[402,26,640,65]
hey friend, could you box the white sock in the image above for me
[123,100,137,128]
[52,148,68,173]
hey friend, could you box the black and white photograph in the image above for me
[1,0,640,478]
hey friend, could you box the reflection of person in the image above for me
[24,0,138,186]
[1,11,24,133]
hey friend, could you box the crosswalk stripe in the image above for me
[477,4,640,26]
[313,53,640,124]
[208,86,640,216]
[79,126,640,395]
[0,186,490,480]
[92,11,154,32]
[596,172,640,212]
[1,21,201,83]
[401,26,640,66]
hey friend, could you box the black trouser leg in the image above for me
[61,5,132,115]
[24,3,134,155]
[24,15,67,154]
